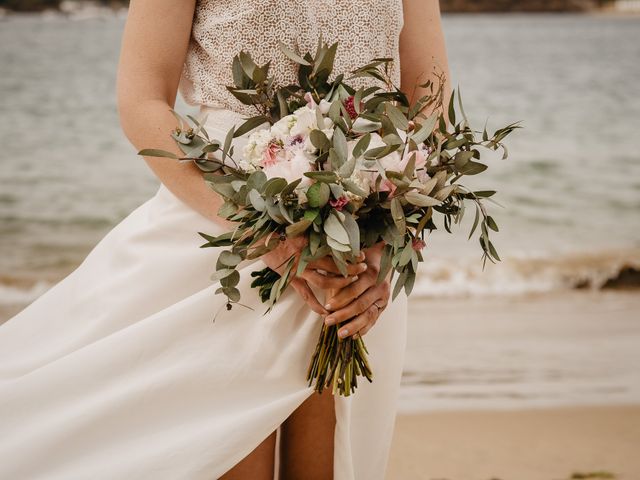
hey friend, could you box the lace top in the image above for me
[179,0,404,116]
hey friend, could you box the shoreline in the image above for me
[389,404,640,480]
[401,289,640,412]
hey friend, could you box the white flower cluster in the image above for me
[240,97,432,202]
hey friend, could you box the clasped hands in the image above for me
[263,238,391,339]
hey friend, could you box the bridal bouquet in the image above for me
[140,40,518,396]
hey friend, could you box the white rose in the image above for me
[238,159,257,172]
[290,106,317,137]
[347,168,371,197]
[272,114,297,140]
[262,149,314,183]
[243,129,273,166]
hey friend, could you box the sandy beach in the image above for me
[384,290,640,479]
[388,405,640,480]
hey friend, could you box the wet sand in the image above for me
[388,405,640,480]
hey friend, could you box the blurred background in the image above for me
[1,1,639,478]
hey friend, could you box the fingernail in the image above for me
[324,303,332,310]
[350,276,359,283]
[325,316,333,325]
[339,328,348,338]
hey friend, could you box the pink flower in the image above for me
[412,238,426,251]
[343,96,358,119]
[329,196,350,211]
[304,92,314,106]
[262,141,282,167]
[378,178,397,195]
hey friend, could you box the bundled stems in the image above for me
[306,289,373,396]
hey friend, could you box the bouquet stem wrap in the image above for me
[306,288,373,396]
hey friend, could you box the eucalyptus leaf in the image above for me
[458,161,488,176]
[233,116,269,138]
[138,149,178,159]
[211,268,235,282]
[279,41,312,65]
[304,209,320,222]
[263,177,288,196]
[392,271,407,300]
[286,219,312,237]
[342,179,368,198]
[247,171,267,191]
[324,213,350,244]
[338,157,356,178]
[219,251,243,267]
[351,118,382,134]
[377,245,393,285]
[390,197,406,233]
[310,129,331,151]
[433,185,456,201]
[341,211,361,254]
[327,236,351,252]
[420,176,438,196]
[487,215,499,232]
[398,245,413,267]
[307,182,330,208]
[385,103,409,130]
[454,150,475,170]
[333,127,348,163]
[404,191,441,207]
[352,133,371,159]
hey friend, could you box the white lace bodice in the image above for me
[179,0,404,116]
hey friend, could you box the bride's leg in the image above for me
[279,389,335,480]
[219,430,277,480]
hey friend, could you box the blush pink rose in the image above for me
[262,141,282,167]
[329,196,350,211]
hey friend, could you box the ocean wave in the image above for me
[0,249,638,307]
[411,248,640,298]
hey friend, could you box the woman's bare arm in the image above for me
[117,0,228,223]
[400,0,452,111]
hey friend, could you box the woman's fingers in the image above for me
[324,283,387,326]
[290,278,329,316]
[324,271,376,311]
[356,321,375,338]
[301,270,358,290]
[337,304,379,339]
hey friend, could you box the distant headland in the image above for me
[0,0,638,14]
[440,0,639,12]
[0,0,126,12]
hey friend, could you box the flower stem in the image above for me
[306,321,373,396]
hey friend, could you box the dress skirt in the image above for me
[0,106,408,480]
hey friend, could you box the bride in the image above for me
[0,1,449,478]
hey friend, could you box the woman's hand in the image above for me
[261,237,367,316]
[323,242,391,339]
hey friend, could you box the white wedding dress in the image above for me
[0,1,408,479]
